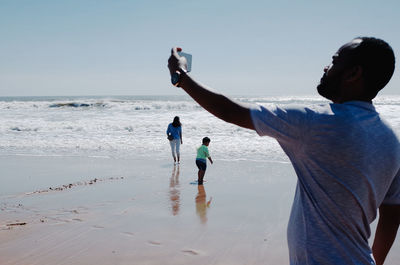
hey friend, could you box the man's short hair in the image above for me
[351,37,395,98]
[202,137,210,144]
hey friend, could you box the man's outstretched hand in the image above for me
[168,47,187,75]
[166,46,255,130]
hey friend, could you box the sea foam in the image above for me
[1,95,400,162]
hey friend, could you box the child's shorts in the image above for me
[196,159,207,171]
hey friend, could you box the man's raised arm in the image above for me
[168,47,255,130]
[372,204,400,265]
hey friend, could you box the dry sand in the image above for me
[0,155,399,265]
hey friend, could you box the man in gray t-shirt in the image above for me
[168,37,400,265]
[251,101,400,264]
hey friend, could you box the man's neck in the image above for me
[331,94,372,104]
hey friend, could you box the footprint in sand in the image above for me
[182,249,200,255]
[148,240,162,246]
[92,225,105,229]
[122,232,135,236]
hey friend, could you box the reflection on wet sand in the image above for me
[195,185,212,224]
[169,165,180,216]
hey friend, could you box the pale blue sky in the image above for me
[1,0,399,96]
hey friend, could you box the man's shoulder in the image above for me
[253,102,333,114]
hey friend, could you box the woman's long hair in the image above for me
[172,116,181,127]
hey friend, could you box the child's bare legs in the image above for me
[198,169,205,185]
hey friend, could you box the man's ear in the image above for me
[344,65,363,82]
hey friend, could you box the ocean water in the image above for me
[1,95,400,162]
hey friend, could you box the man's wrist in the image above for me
[177,68,188,87]
[172,68,188,88]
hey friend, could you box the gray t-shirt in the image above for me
[250,101,400,265]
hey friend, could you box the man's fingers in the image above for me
[169,47,184,75]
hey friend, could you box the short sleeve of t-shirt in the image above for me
[383,169,400,205]
[250,104,308,144]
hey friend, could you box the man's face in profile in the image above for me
[317,39,362,101]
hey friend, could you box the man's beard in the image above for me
[317,73,341,102]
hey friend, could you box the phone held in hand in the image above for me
[178,52,192,72]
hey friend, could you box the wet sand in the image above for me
[1,155,399,265]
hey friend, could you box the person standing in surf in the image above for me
[196,137,213,185]
[166,116,183,164]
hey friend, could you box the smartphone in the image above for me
[178,52,192,72]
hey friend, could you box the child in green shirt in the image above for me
[196,137,213,185]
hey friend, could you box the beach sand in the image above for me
[1,155,399,265]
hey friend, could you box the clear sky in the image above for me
[1,0,400,97]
